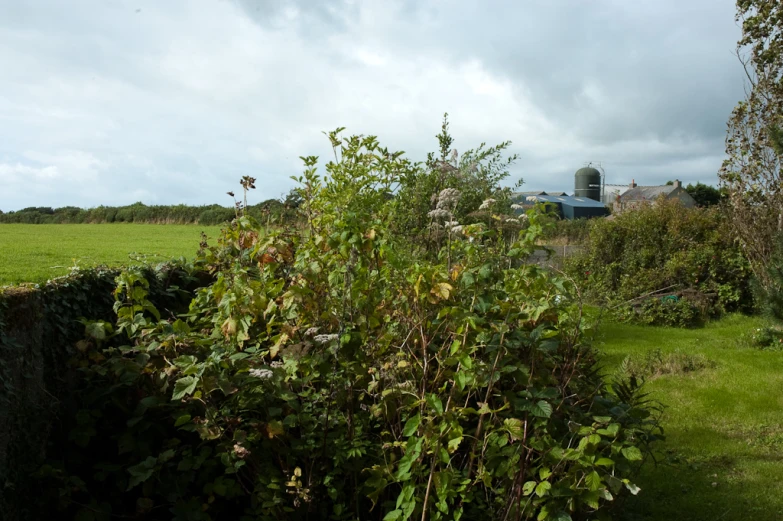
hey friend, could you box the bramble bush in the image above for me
[39,127,662,521]
[566,199,753,327]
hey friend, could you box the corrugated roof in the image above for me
[530,194,607,208]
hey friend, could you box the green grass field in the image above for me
[596,314,783,521]
[0,223,224,286]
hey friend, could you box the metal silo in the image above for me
[574,166,602,201]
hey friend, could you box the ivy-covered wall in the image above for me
[0,265,203,521]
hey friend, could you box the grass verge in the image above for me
[595,314,783,520]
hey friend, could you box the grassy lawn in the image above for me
[0,223,224,286]
[595,314,783,521]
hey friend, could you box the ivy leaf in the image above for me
[402,413,421,437]
[171,376,198,401]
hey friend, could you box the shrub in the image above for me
[567,199,753,326]
[39,129,662,521]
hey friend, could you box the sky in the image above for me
[0,0,746,211]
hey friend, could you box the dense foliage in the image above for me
[719,0,783,287]
[566,199,753,327]
[391,114,524,250]
[683,183,725,208]
[0,262,200,521]
[40,129,661,521]
[0,197,299,226]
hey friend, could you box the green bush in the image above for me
[567,199,753,327]
[40,129,662,521]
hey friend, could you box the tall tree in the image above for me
[719,0,783,286]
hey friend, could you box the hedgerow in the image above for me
[35,127,661,521]
[566,199,753,327]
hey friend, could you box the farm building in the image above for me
[614,179,696,213]
[511,193,610,220]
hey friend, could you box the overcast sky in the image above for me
[0,0,744,211]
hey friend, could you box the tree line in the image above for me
[0,194,302,225]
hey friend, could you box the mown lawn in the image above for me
[0,223,224,285]
[595,314,783,521]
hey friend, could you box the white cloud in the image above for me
[0,0,744,211]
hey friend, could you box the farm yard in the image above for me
[0,223,222,285]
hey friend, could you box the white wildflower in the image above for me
[313,334,339,344]
[304,327,319,337]
[436,188,461,209]
[519,214,529,221]
[249,368,273,379]
[505,218,520,224]
[270,360,284,368]
[479,198,496,210]
[450,225,464,234]
[525,196,538,202]
[510,203,525,211]
[427,208,450,219]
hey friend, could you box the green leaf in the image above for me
[455,371,468,391]
[522,481,537,496]
[625,481,641,495]
[383,510,402,521]
[172,376,198,400]
[621,446,643,462]
[402,413,421,437]
[585,471,602,491]
[535,480,551,497]
[504,418,525,440]
[427,394,444,415]
[174,414,191,427]
[595,457,615,467]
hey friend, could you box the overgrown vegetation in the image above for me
[566,199,753,327]
[31,125,661,521]
[719,0,783,289]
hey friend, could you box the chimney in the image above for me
[673,179,681,188]
[630,179,637,188]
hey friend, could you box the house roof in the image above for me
[621,185,679,201]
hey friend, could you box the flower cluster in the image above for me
[249,368,273,379]
[436,188,460,210]
[479,198,496,210]
[313,334,339,344]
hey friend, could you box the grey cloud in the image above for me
[0,0,746,211]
